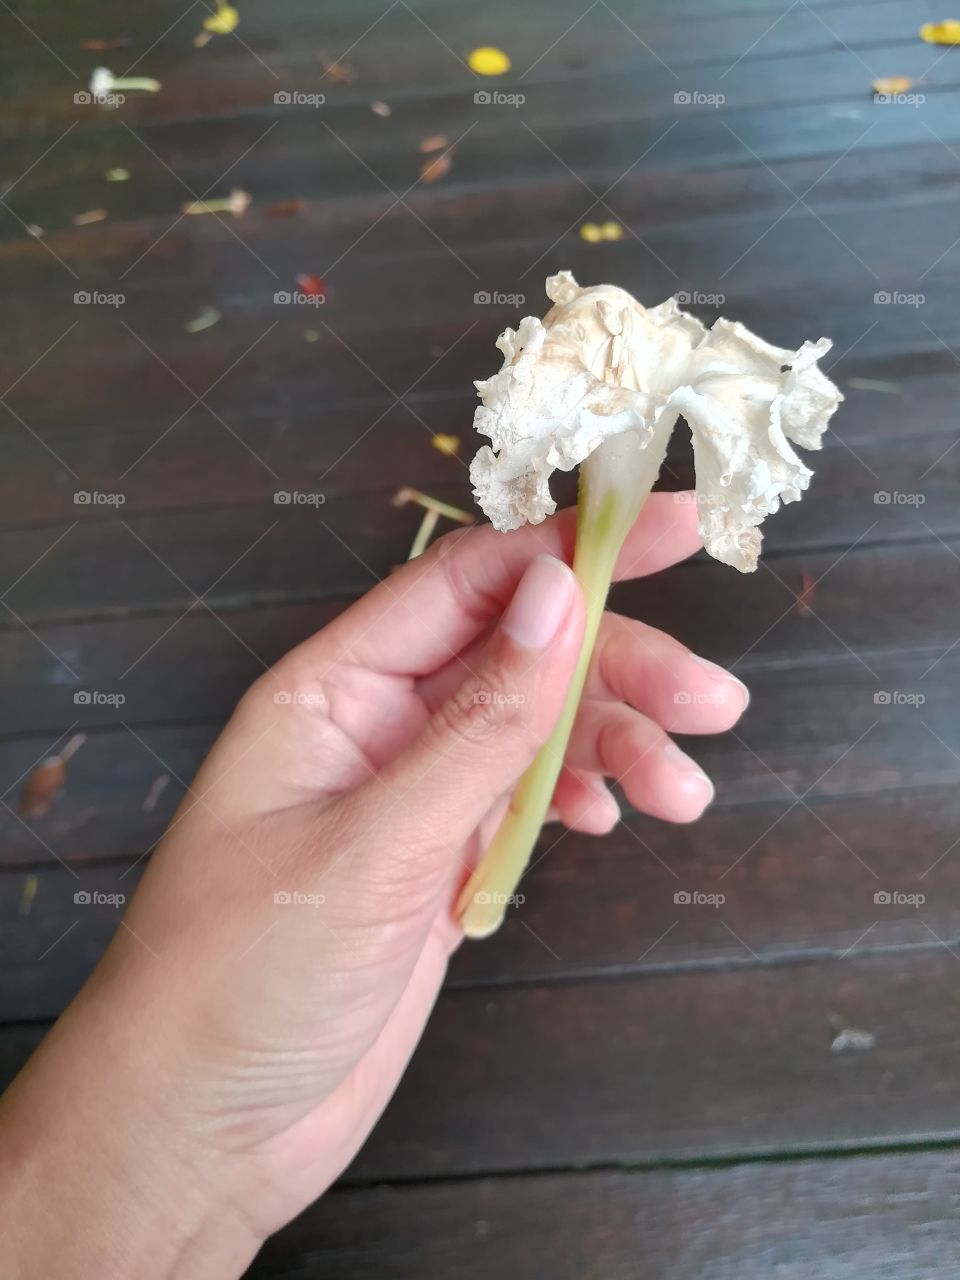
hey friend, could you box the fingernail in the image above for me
[690,653,750,708]
[502,555,576,650]
[663,741,715,806]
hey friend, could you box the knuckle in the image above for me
[434,667,531,749]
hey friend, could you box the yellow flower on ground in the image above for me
[579,221,623,243]
[431,433,461,456]
[919,19,960,44]
[872,76,913,95]
[468,46,511,75]
[204,2,239,35]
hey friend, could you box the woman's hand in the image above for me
[1,494,748,1278]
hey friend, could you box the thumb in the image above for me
[336,553,584,894]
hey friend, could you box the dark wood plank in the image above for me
[0,361,954,533]
[4,778,959,1019]
[3,188,959,434]
[2,470,957,630]
[352,948,960,1179]
[2,534,959,735]
[1,642,956,868]
[249,1150,960,1279]
[4,948,960,1177]
[0,0,918,137]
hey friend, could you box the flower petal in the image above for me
[470,312,655,530]
[667,322,841,571]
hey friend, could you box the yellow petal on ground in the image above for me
[468,46,511,76]
[431,433,461,456]
[872,75,913,94]
[204,3,239,34]
[580,221,623,242]
[920,19,960,44]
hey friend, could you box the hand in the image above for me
[0,494,748,1278]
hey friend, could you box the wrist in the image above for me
[0,974,263,1279]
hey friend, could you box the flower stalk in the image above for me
[457,271,842,938]
[457,423,675,937]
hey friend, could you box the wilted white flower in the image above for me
[470,271,842,571]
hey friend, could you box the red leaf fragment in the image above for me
[81,37,132,50]
[265,198,305,218]
[295,273,326,297]
[795,571,816,615]
[19,734,86,818]
[420,152,452,183]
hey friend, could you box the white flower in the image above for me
[90,67,115,98]
[470,271,842,571]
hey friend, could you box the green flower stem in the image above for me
[113,77,161,92]
[457,473,645,938]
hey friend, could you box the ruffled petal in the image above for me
[668,322,841,571]
[469,273,842,554]
[470,305,656,531]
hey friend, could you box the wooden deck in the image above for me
[2,0,960,1274]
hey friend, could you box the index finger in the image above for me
[318,490,702,677]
